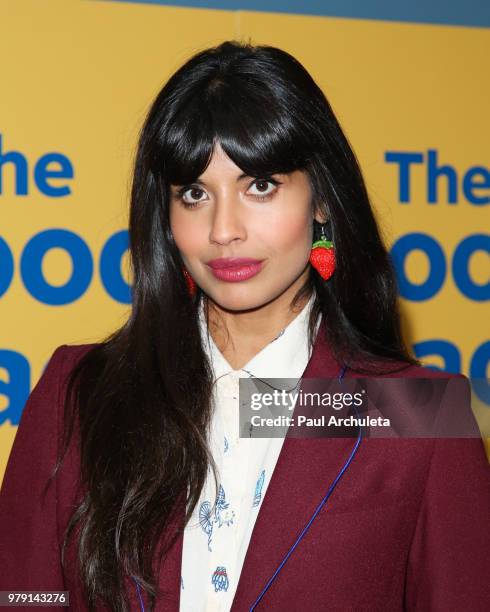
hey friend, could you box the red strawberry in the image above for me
[182,267,197,296]
[309,240,336,280]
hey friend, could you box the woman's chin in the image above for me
[204,285,278,313]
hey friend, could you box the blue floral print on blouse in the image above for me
[253,470,265,508]
[215,484,234,527]
[199,500,214,551]
[199,484,235,551]
[211,566,229,592]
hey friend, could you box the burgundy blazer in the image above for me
[1,330,490,611]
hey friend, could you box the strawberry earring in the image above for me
[309,223,336,281]
[182,266,197,297]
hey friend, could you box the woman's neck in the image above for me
[205,285,314,371]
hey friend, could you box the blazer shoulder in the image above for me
[14,343,101,429]
[51,342,100,376]
[32,343,102,410]
[56,341,100,361]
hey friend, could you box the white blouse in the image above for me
[179,292,321,611]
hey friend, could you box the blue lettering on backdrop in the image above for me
[100,230,131,304]
[452,234,490,301]
[0,229,131,304]
[0,351,30,426]
[427,149,458,204]
[413,340,461,373]
[20,229,93,305]
[384,149,490,205]
[413,339,489,405]
[390,232,490,302]
[462,167,490,205]
[384,151,424,203]
[390,233,446,301]
[33,153,74,198]
[471,342,490,379]
[471,341,490,405]
[0,134,74,197]
[0,235,14,298]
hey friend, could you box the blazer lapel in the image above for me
[231,322,357,611]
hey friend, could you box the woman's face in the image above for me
[169,142,324,311]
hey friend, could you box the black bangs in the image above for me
[158,73,314,186]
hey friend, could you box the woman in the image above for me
[1,40,489,612]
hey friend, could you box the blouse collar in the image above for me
[197,291,321,383]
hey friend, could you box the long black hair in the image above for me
[53,39,419,611]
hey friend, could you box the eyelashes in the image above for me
[248,178,282,200]
[173,177,282,208]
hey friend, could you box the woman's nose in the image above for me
[208,197,246,246]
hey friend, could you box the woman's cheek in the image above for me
[171,215,205,259]
[259,213,311,258]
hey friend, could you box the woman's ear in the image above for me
[313,209,329,225]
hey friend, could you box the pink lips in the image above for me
[206,257,264,282]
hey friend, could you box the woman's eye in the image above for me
[178,186,207,207]
[247,178,280,200]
